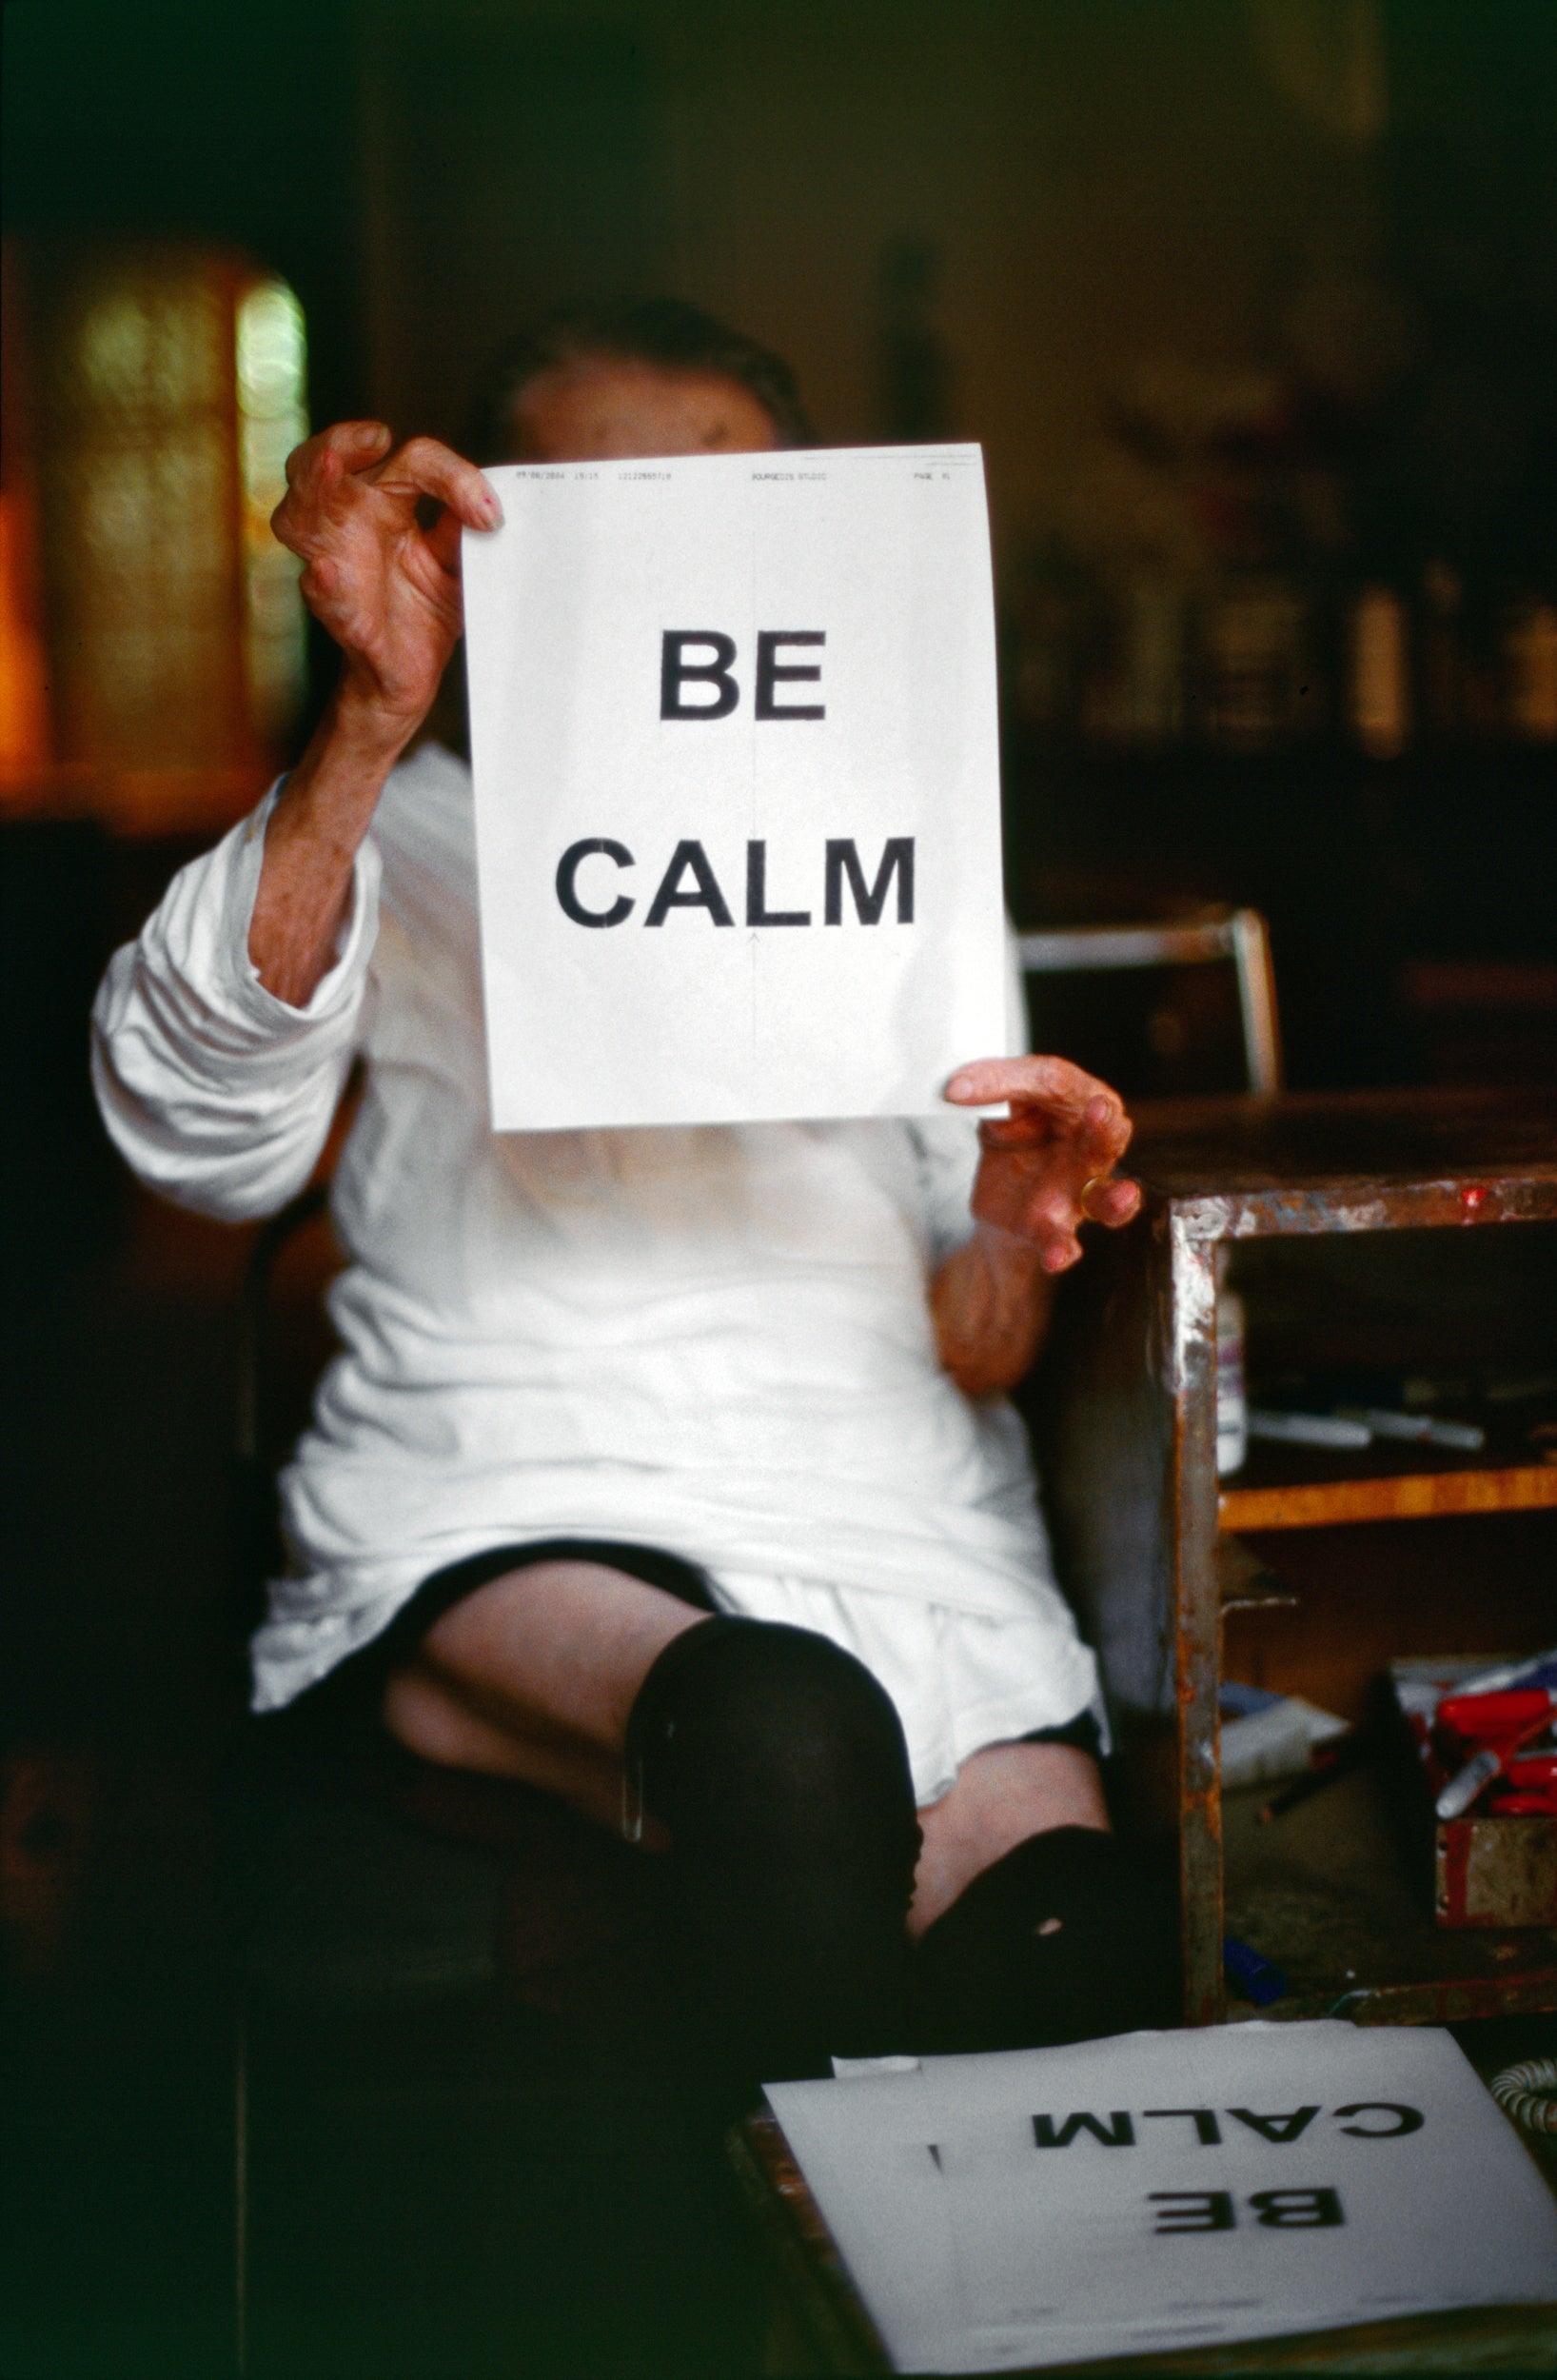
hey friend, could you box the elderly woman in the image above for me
[92,300,1174,2094]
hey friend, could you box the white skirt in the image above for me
[705,1566,1105,1807]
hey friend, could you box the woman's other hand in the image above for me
[944,1055,1141,1273]
[929,1058,1141,1397]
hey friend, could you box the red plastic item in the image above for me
[1437,1687,1553,1747]
[1494,1752,1557,1816]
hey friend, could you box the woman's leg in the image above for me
[382,1565,1174,2059]
[908,1738,1109,1937]
[380,1562,922,2085]
[384,1561,1104,1893]
[911,1741,1180,2050]
[625,1617,922,2086]
[380,1557,707,1835]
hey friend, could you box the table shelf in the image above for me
[1222,1769,1557,2024]
[1219,1459,1557,1532]
[1031,1089,1557,2027]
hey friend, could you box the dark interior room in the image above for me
[3,5,1555,2375]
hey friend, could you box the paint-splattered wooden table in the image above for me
[1024,1087,1557,2029]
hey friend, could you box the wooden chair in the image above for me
[1018,906,1283,1097]
[230,1170,653,2008]
[227,1178,719,2370]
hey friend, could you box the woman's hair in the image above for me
[464,296,813,460]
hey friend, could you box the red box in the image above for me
[1390,1659,1557,1928]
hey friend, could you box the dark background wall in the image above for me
[9,1,1554,544]
[11,2,1557,1090]
[5,0,1556,1101]
[2,21,1555,2371]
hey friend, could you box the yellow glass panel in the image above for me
[236,277,308,742]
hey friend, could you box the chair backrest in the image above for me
[1016,906,1283,1097]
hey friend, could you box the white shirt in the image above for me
[91,743,1100,1801]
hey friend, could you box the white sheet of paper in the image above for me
[463,445,1008,1132]
[764,2023,1557,2372]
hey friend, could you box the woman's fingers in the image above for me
[957,1054,1142,1254]
[286,420,395,490]
[274,422,391,542]
[1079,1175,1142,1226]
[273,424,501,553]
[1076,1092,1134,1172]
[945,1053,1117,1115]
[945,1059,1133,1154]
[971,1149,1086,1265]
[368,434,503,530]
[982,1090,1130,1160]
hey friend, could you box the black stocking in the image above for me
[912,1825,1181,2053]
[626,1617,922,2103]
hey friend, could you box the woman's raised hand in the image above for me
[943,1055,1142,1273]
[271,423,503,741]
[248,428,500,1008]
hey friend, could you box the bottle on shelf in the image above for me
[1505,596,1557,743]
[1194,572,1312,754]
[1420,560,1462,741]
[1348,583,1410,758]
[1215,1245,1248,1478]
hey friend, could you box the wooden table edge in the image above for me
[730,2112,894,2374]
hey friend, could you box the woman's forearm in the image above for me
[930,1224,1057,1398]
[247,681,415,1007]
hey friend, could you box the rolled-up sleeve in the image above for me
[90,783,381,1220]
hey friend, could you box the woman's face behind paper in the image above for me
[508,358,781,464]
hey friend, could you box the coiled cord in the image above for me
[1490,2056,1557,2137]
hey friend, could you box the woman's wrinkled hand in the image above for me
[943,1055,1142,1273]
[270,421,503,742]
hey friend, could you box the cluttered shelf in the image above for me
[1221,1761,1557,2027]
[1035,1088,1557,2026]
[1220,1453,1557,1532]
[1219,1518,1557,2010]
[1201,1155,1557,1529]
